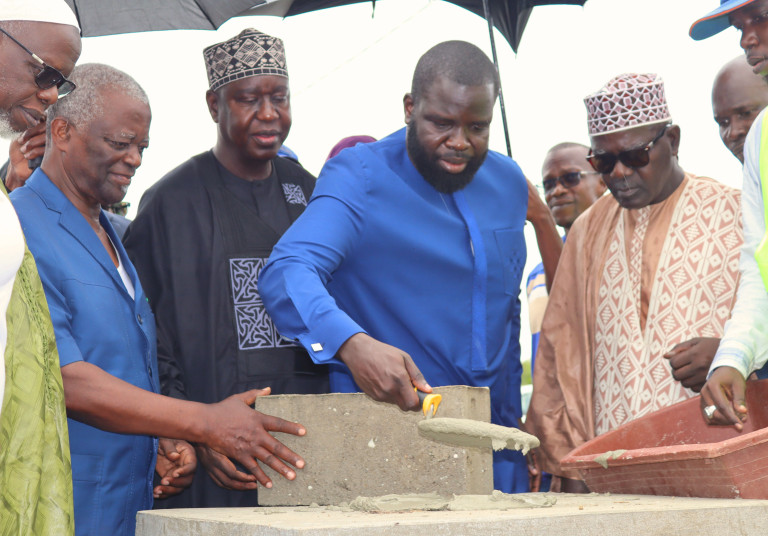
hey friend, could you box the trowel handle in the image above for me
[415,388,442,417]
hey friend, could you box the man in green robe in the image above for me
[0,1,82,534]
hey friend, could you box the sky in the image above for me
[4,0,748,363]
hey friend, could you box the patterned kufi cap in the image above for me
[584,73,672,136]
[203,28,288,92]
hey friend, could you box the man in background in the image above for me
[526,142,605,366]
[124,28,329,508]
[691,0,768,427]
[712,55,768,163]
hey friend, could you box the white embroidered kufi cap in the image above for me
[0,0,80,29]
[584,73,671,137]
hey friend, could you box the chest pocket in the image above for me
[494,228,526,296]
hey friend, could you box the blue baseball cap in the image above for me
[690,0,756,40]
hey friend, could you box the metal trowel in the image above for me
[414,388,539,454]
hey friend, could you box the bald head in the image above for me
[712,55,768,163]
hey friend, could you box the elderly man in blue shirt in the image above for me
[11,63,308,536]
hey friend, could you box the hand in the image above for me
[5,122,46,191]
[154,438,197,499]
[700,366,748,430]
[527,449,542,492]
[525,179,551,224]
[196,444,259,491]
[201,387,306,489]
[338,333,430,411]
[663,337,720,392]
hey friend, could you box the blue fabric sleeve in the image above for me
[259,152,371,363]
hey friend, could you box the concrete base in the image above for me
[254,386,493,506]
[137,494,768,535]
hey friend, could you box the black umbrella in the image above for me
[64,0,588,155]
[65,0,584,52]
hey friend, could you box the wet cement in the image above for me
[593,449,628,469]
[417,417,540,454]
[347,491,556,512]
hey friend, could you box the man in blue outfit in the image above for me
[259,40,531,492]
[12,63,308,536]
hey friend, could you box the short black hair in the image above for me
[411,40,499,100]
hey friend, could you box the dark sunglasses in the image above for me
[0,28,76,98]
[542,170,600,193]
[586,124,669,175]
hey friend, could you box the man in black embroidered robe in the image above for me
[123,28,329,508]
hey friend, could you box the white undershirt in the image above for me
[0,194,26,420]
[108,234,135,300]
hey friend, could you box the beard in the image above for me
[0,109,18,140]
[406,122,486,194]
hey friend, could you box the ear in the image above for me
[403,93,414,125]
[205,89,219,123]
[667,124,681,157]
[596,176,608,195]
[49,117,72,150]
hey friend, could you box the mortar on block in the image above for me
[254,385,495,506]
[561,379,768,498]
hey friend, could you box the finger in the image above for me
[707,383,743,427]
[238,387,272,407]
[251,430,306,470]
[247,444,303,482]
[175,458,197,478]
[216,457,258,483]
[236,456,274,488]
[666,350,694,370]
[731,379,748,421]
[164,473,194,489]
[663,340,695,358]
[207,465,259,491]
[260,413,307,438]
[21,145,45,160]
[404,354,431,393]
[670,362,696,382]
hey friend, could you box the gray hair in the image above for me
[47,63,149,136]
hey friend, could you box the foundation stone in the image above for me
[137,494,768,535]
[254,385,493,506]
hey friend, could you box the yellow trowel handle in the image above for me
[415,388,442,417]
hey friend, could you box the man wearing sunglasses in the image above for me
[0,1,81,534]
[692,1,768,430]
[526,73,743,492]
[526,142,606,366]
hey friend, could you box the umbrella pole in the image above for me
[481,0,512,158]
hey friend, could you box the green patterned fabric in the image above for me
[0,186,74,535]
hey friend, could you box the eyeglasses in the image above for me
[542,170,600,193]
[586,124,669,175]
[0,28,76,98]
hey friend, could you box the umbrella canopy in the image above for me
[65,0,587,53]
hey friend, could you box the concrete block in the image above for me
[253,385,493,505]
[136,494,768,535]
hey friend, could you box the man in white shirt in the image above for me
[691,0,768,427]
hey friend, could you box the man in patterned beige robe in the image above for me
[526,73,742,491]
